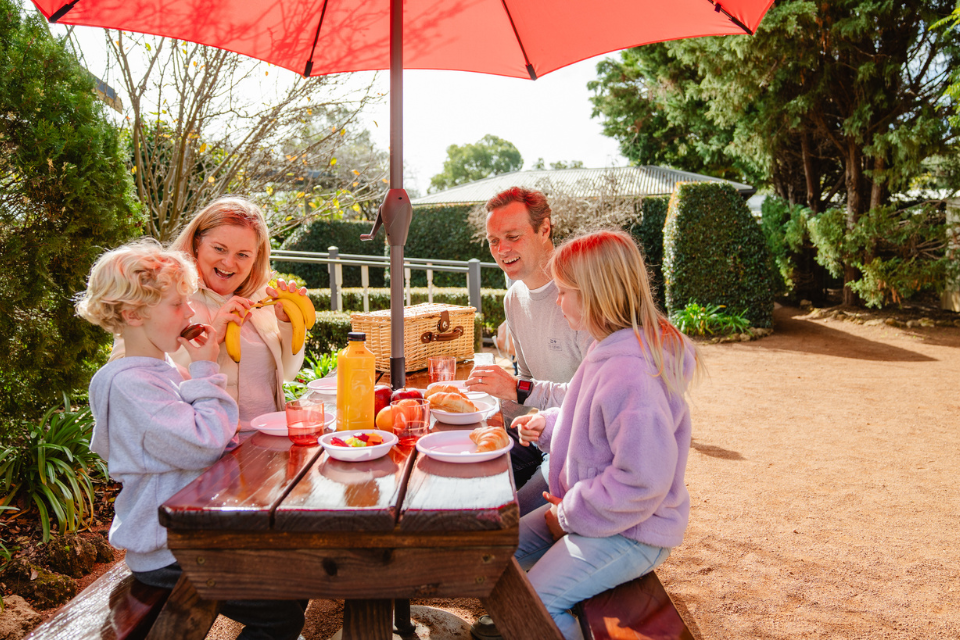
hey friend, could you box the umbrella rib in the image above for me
[709,0,754,35]
[303,0,331,77]
[499,0,537,80]
[49,0,81,23]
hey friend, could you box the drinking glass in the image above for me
[392,398,431,447]
[428,355,457,383]
[285,394,325,446]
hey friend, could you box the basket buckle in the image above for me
[421,311,464,343]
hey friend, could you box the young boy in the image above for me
[76,240,306,640]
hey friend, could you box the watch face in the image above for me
[518,380,532,391]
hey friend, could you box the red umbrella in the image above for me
[31,0,774,387]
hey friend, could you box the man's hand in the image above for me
[543,492,566,541]
[511,412,544,446]
[465,364,518,401]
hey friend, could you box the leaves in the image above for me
[429,135,523,193]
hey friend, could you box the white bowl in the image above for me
[416,430,513,463]
[250,411,335,437]
[320,429,397,462]
[431,399,497,426]
[307,377,337,391]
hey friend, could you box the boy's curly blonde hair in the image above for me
[75,239,198,334]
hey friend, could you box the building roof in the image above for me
[411,166,755,206]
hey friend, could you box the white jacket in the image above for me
[111,284,305,411]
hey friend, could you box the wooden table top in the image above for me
[160,356,518,538]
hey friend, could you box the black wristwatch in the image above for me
[516,379,533,404]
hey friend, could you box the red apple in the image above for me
[374,385,393,417]
[391,387,423,402]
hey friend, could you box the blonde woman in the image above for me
[511,229,703,640]
[113,197,307,429]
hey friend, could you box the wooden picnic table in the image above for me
[150,358,562,640]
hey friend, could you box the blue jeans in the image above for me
[133,563,306,640]
[515,505,671,640]
[517,455,550,516]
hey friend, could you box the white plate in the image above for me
[416,430,513,463]
[307,378,337,391]
[431,399,497,426]
[249,411,335,437]
[320,429,398,462]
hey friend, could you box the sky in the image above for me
[44,16,627,196]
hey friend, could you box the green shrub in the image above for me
[406,205,503,288]
[626,196,670,310]
[307,287,507,334]
[0,396,106,542]
[305,311,353,355]
[0,3,143,420]
[278,219,388,288]
[807,203,956,308]
[283,350,340,402]
[671,303,751,336]
[663,182,776,328]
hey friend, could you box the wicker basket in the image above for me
[350,303,476,372]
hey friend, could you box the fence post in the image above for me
[361,265,370,313]
[468,259,481,312]
[335,262,343,314]
[328,246,339,311]
[427,264,434,303]
[405,267,412,306]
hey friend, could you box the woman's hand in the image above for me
[210,296,255,343]
[266,278,308,324]
[543,492,566,541]
[178,324,219,363]
[511,412,544,446]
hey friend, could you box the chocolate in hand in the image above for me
[180,324,204,340]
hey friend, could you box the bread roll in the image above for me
[429,392,477,413]
[469,426,509,452]
[424,384,462,399]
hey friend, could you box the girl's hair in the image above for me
[75,239,198,334]
[549,229,702,396]
[169,196,271,298]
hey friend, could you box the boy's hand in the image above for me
[511,412,545,446]
[178,323,219,362]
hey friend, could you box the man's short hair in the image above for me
[485,187,553,239]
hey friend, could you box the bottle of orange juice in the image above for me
[336,332,376,431]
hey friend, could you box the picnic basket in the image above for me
[350,303,476,372]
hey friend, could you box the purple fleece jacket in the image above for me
[537,327,694,548]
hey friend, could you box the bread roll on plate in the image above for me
[429,392,477,414]
[469,426,510,452]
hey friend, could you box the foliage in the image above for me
[590,0,960,303]
[671,303,751,337]
[429,134,523,193]
[933,4,960,128]
[97,30,381,241]
[807,203,956,308]
[269,273,308,289]
[663,183,776,328]
[760,196,812,296]
[530,159,585,170]
[308,287,508,334]
[626,196,670,310]
[405,205,504,288]
[0,1,143,421]
[0,396,106,543]
[279,219,388,288]
[283,350,339,402]
[305,311,353,356]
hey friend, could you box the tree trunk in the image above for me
[843,140,865,306]
[801,132,819,214]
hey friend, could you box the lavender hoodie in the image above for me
[537,327,694,548]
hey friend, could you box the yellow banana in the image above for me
[274,289,316,329]
[285,301,306,355]
[224,310,246,363]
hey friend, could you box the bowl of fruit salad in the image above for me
[319,429,398,462]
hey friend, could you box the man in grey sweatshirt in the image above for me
[466,188,594,500]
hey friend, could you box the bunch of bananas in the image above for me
[224,290,317,363]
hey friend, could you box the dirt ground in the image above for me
[32,303,960,639]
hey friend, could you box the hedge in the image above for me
[279,204,505,290]
[663,182,776,328]
[306,287,507,334]
[626,196,669,311]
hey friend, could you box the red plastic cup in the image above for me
[427,356,456,384]
[392,398,431,447]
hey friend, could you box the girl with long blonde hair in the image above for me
[512,229,702,640]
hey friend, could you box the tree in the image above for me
[531,158,586,170]
[591,0,960,305]
[429,134,522,192]
[97,31,382,242]
[0,0,142,421]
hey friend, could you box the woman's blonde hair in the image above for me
[75,239,198,334]
[549,229,702,396]
[169,196,271,298]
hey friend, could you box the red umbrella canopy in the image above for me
[32,0,773,79]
